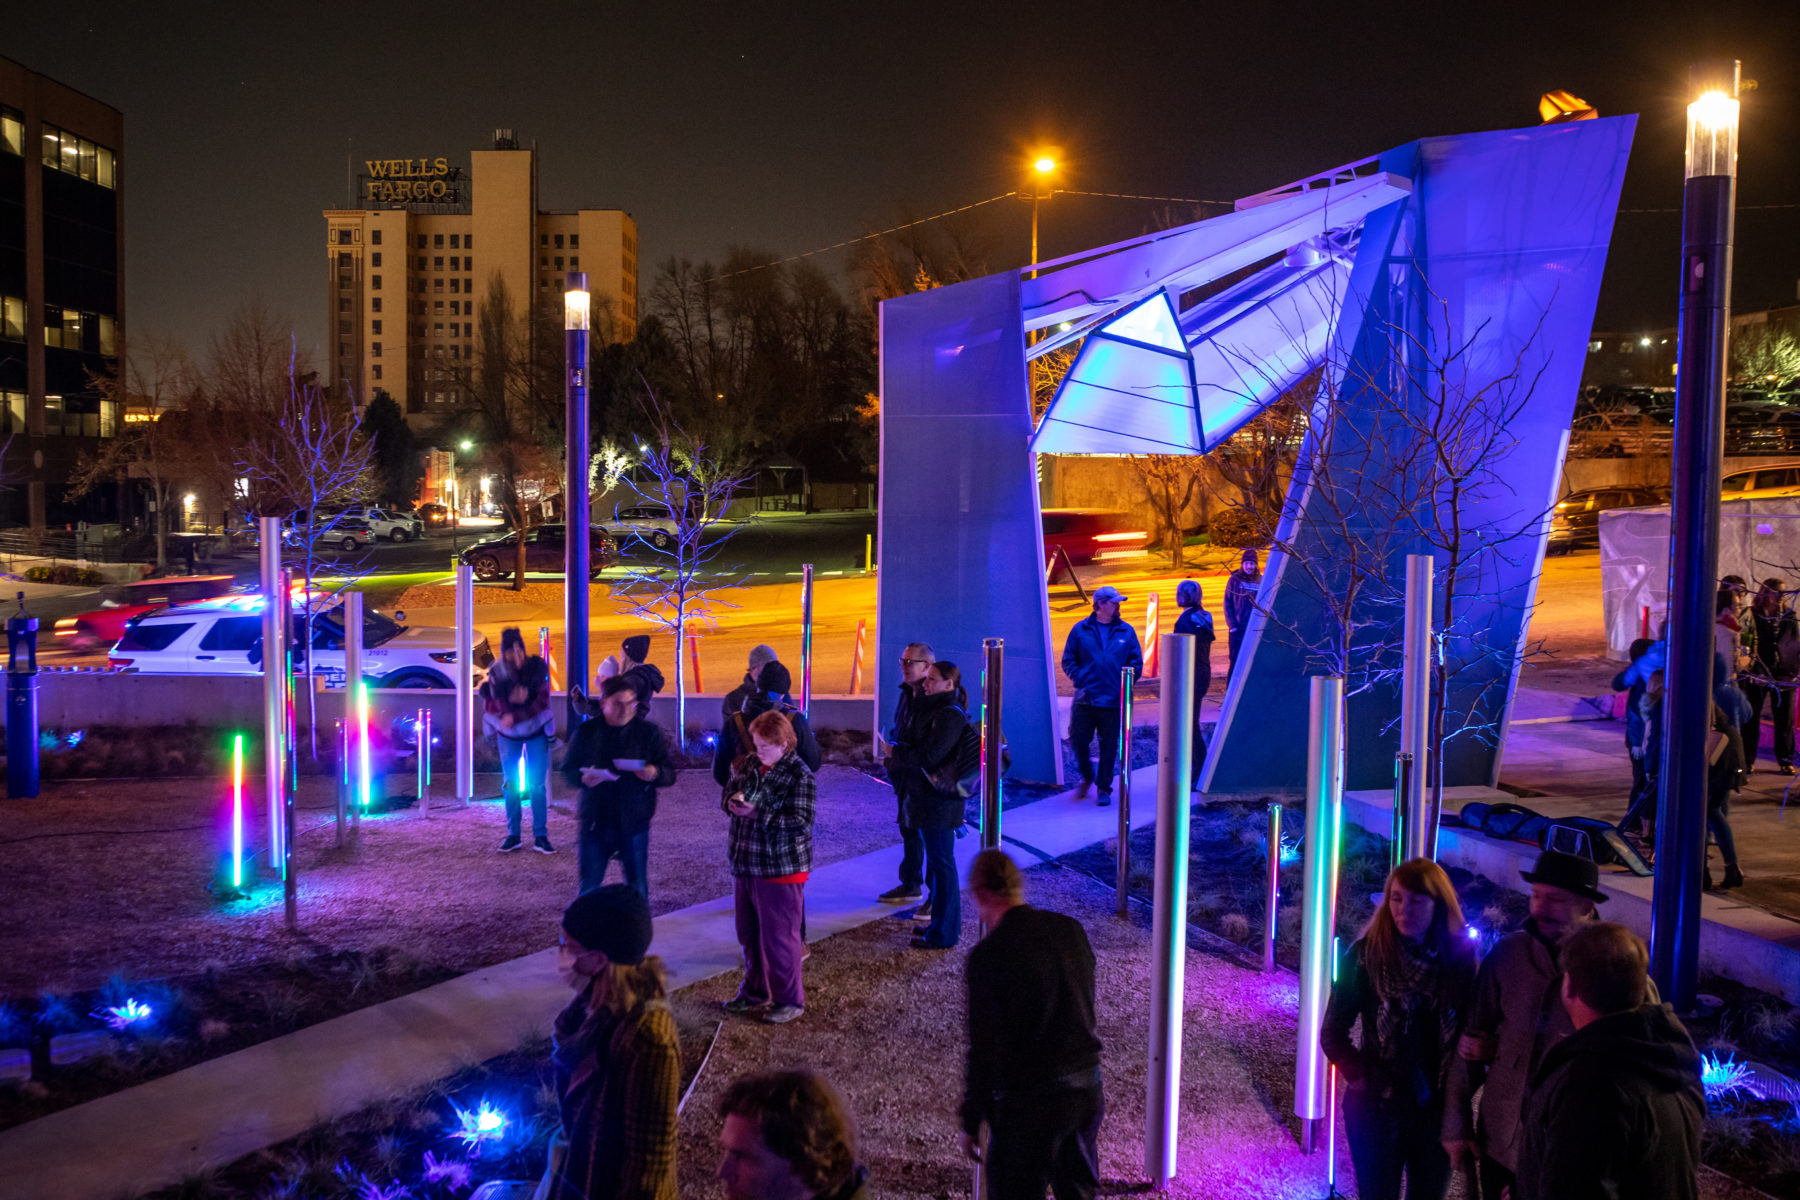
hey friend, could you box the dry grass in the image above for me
[0,764,901,997]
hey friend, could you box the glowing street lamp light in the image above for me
[1654,60,1741,1013]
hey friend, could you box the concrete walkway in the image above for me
[0,770,1155,1200]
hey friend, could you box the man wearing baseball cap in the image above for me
[1059,585,1144,806]
[1441,850,1654,1200]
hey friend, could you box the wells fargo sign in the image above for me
[364,157,461,204]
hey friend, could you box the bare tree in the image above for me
[608,387,752,745]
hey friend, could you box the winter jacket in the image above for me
[1514,1004,1704,1200]
[1060,614,1145,708]
[479,655,554,741]
[1224,568,1261,633]
[563,716,676,835]
[1714,611,1744,672]
[549,990,680,1200]
[712,692,821,786]
[1748,605,1800,682]
[1173,606,1215,700]
[890,689,970,831]
[724,752,817,878]
[1320,936,1475,1107]
[1443,918,1660,1172]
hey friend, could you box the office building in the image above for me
[0,56,125,528]
[323,130,637,431]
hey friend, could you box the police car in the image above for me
[106,593,491,688]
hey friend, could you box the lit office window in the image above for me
[0,296,23,341]
[0,108,22,156]
[98,315,116,357]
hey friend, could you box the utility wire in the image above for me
[1054,189,1236,206]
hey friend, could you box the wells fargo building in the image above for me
[323,130,637,430]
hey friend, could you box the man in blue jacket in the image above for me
[1060,586,1144,806]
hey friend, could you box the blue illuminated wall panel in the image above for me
[876,272,1063,783]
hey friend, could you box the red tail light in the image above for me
[108,658,133,671]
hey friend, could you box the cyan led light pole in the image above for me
[1296,674,1345,1153]
[564,273,591,730]
[1654,61,1741,1012]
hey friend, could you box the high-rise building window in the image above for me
[371,229,382,245]
[372,320,382,335]
[449,279,459,294]
[337,230,352,245]
[449,257,459,270]
[554,234,564,249]
[434,234,444,248]
[372,365,383,381]
[464,277,472,293]
[99,315,116,357]
[435,279,444,294]
[2,296,25,341]
[433,322,443,337]
[539,256,548,268]
[449,301,460,315]
[372,297,382,312]
[465,257,473,273]
[434,256,444,270]
[554,257,564,270]
[465,234,473,248]
[338,252,352,268]
[569,233,579,249]
[338,298,351,313]
[540,233,549,246]
[450,234,460,249]
[416,256,427,270]
[434,300,445,313]
[372,343,382,358]
[339,320,351,334]
[372,275,382,290]
[39,124,118,188]
[570,257,579,269]
[339,342,350,357]
[0,107,21,156]
[371,252,382,268]
[417,235,427,248]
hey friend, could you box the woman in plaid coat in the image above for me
[722,709,818,1025]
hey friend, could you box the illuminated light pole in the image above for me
[454,563,474,807]
[800,562,814,717]
[1296,675,1345,1152]
[257,518,286,875]
[1028,153,1057,273]
[1654,62,1741,1012]
[564,273,591,730]
[231,732,244,891]
[1145,632,1195,1186]
[343,590,366,818]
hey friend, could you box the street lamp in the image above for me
[564,272,592,728]
[1653,60,1740,1013]
[1027,151,1059,272]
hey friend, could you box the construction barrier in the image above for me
[1143,592,1161,678]
[538,626,564,691]
[849,618,867,694]
[688,633,703,694]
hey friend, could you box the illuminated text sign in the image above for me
[364,157,461,204]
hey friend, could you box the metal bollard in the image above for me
[1115,666,1135,918]
[800,562,814,717]
[979,638,1004,854]
[1265,802,1282,972]
[6,594,40,799]
[336,718,349,844]
[1392,751,1413,870]
[455,564,474,805]
[1296,675,1346,1153]
[1145,633,1196,1187]
[416,707,431,809]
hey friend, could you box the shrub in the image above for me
[1206,508,1273,549]
[21,565,106,587]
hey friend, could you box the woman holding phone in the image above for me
[722,709,817,1024]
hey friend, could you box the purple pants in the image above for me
[733,876,806,1009]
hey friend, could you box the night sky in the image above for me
[9,2,1798,357]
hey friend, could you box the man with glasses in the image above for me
[877,643,935,908]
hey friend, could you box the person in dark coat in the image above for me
[889,660,971,950]
[1442,850,1638,1200]
[723,644,781,718]
[961,850,1103,1200]
[877,642,934,905]
[718,1070,869,1200]
[1610,636,1657,836]
[549,884,679,1200]
[1708,651,1749,890]
[1059,586,1144,806]
[480,626,556,853]
[1172,579,1215,785]
[1223,549,1261,678]
[564,674,676,898]
[1514,922,1703,1200]
[714,660,821,785]
[1739,578,1799,773]
[1321,858,1477,1200]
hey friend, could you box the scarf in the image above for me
[1367,938,1461,1103]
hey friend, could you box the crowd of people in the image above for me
[1324,850,1705,1200]
[1612,571,1800,889]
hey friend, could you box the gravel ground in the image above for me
[673,860,1348,1199]
[0,763,901,997]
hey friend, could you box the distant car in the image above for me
[600,503,679,551]
[322,505,424,543]
[1549,486,1667,551]
[1722,462,1800,501]
[457,523,618,582]
[418,502,451,526]
[53,575,241,653]
[1041,508,1149,566]
[106,593,493,688]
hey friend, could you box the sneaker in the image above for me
[762,1004,804,1024]
[533,836,556,855]
[497,835,522,853]
[1097,792,1113,807]
[723,995,768,1015]
[912,900,934,923]
[1074,779,1093,800]
[878,884,923,904]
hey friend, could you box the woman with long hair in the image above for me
[891,659,971,949]
[548,884,679,1200]
[1172,580,1215,785]
[1321,858,1478,1200]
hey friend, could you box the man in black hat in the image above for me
[1442,850,1648,1200]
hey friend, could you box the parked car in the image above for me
[1041,508,1149,566]
[417,502,451,526]
[52,575,242,653]
[1722,462,1800,501]
[1549,486,1668,551]
[105,593,493,688]
[600,502,679,551]
[322,505,425,542]
[457,523,617,581]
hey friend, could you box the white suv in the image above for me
[107,594,492,689]
[601,502,679,551]
[320,506,424,543]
